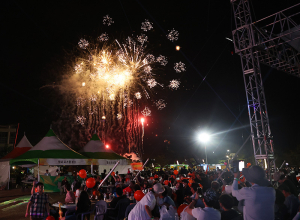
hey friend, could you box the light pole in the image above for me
[198,133,210,165]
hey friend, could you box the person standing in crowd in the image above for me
[274,189,289,220]
[232,165,275,220]
[278,184,299,219]
[74,182,82,204]
[182,179,192,198]
[187,183,205,208]
[128,183,165,220]
[278,175,299,197]
[61,176,69,194]
[44,170,51,176]
[185,188,221,220]
[25,182,50,220]
[110,187,127,208]
[218,194,241,220]
[175,182,184,206]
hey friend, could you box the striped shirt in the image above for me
[30,193,49,217]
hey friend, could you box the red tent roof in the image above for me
[1,135,33,160]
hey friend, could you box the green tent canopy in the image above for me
[10,129,88,166]
[79,134,128,165]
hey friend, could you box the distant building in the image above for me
[0,125,17,158]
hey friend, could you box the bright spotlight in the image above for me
[198,133,210,143]
[141,118,145,123]
[106,145,109,148]
[176,46,180,51]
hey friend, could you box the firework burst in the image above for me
[103,15,114,26]
[174,61,186,73]
[55,17,182,156]
[78,39,89,49]
[167,29,179,42]
[141,107,151,117]
[98,33,109,41]
[156,99,166,110]
[141,19,153,31]
[169,79,180,90]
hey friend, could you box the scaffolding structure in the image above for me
[230,0,300,179]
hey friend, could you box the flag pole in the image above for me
[133,158,149,181]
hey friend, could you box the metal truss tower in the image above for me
[230,0,300,178]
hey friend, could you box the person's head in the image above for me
[153,183,165,197]
[203,188,217,207]
[242,165,269,186]
[278,184,291,197]
[130,181,135,188]
[196,174,201,179]
[78,191,89,203]
[116,187,123,197]
[275,189,286,205]
[190,183,198,194]
[75,182,81,190]
[103,169,106,174]
[133,184,141,192]
[176,182,183,189]
[182,179,188,187]
[161,188,168,198]
[65,183,71,191]
[278,174,286,184]
[35,182,44,193]
[211,181,220,191]
[46,170,49,173]
[219,194,234,211]
[64,176,67,180]
[143,182,148,189]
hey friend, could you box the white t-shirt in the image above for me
[128,191,156,220]
[192,207,221,220]
[75,189,82,204]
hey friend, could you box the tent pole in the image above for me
[38,159,40,182]
[8,165,10,190]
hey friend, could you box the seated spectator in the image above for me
[274,189,289,220]
[219,194,241,220]
[185,188,221,220]
[76,191,91,215]
[65,183,75,204]
[232,165,275,220]
[278,184,299,219]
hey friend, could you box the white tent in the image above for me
[0,135,33,189]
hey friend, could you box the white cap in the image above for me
[153,183,165,194]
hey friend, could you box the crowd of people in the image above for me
[25,165,300,220]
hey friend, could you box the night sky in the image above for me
[1,0,300,164]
